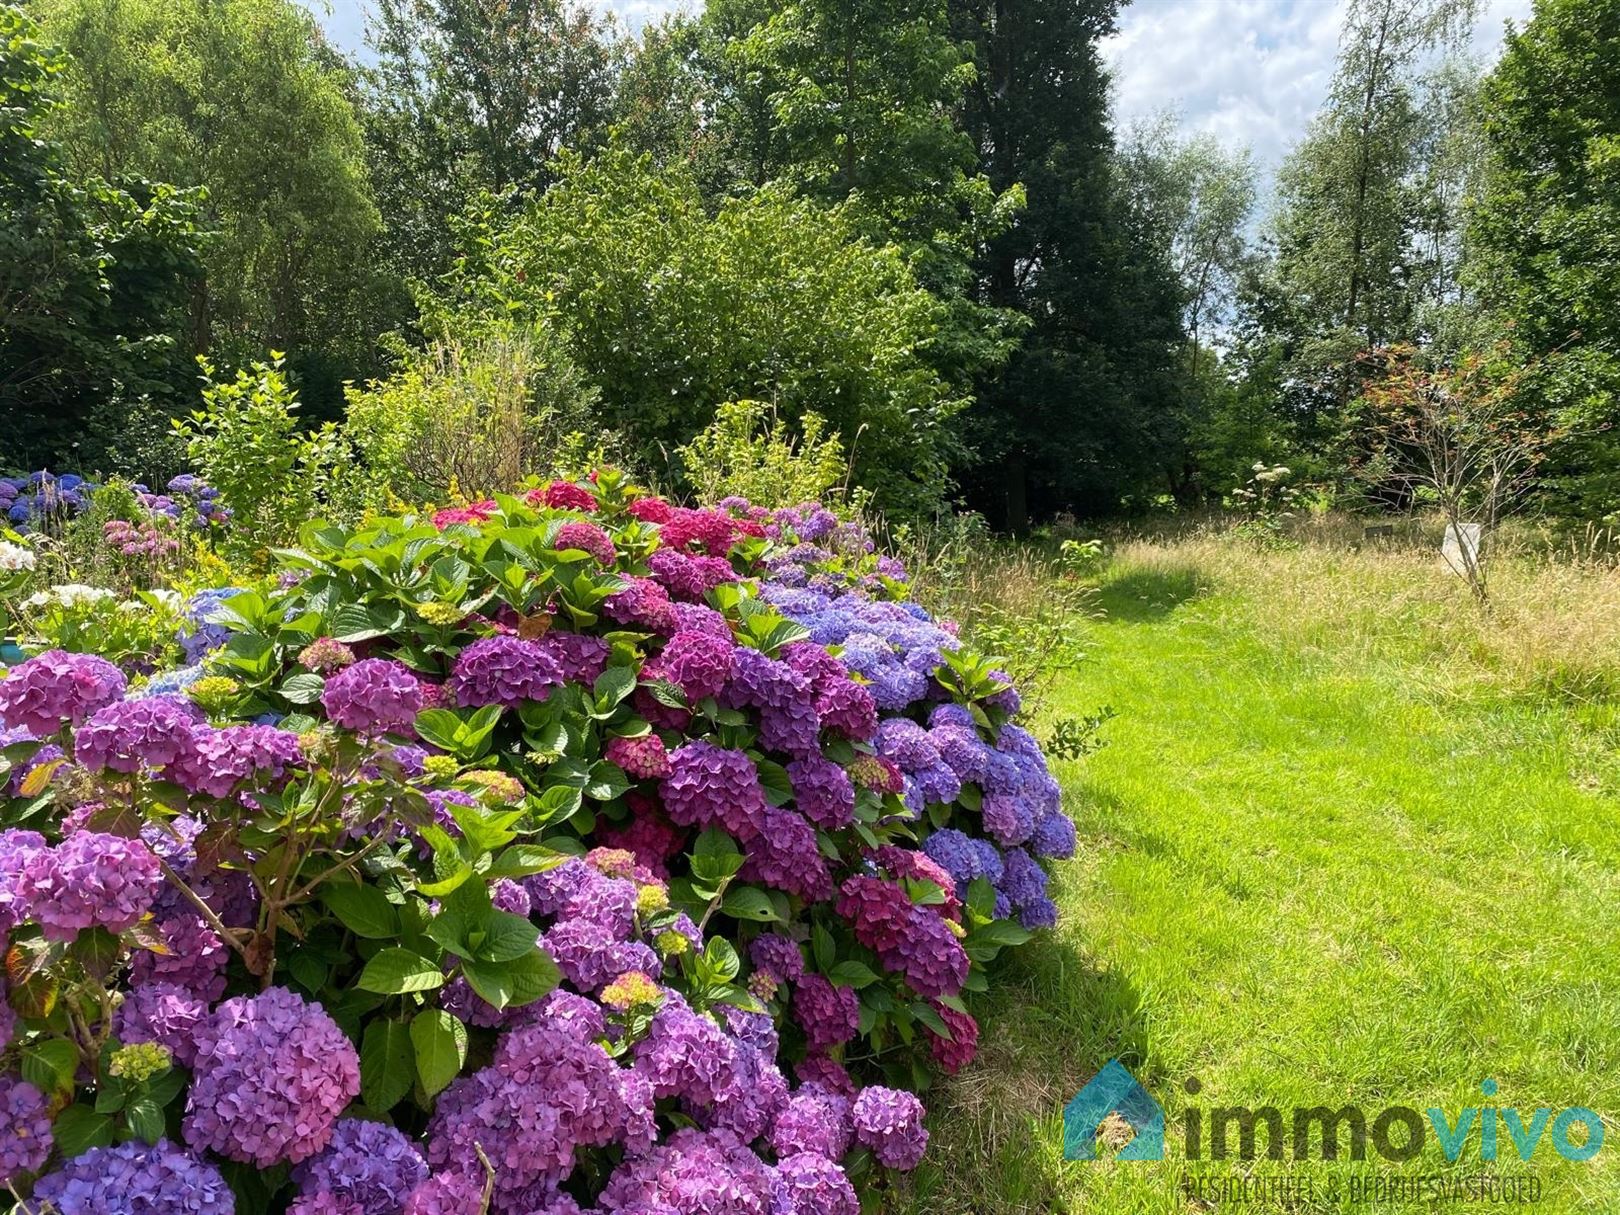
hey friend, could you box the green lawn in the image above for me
[916,546,1620,1214]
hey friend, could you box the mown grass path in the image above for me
[921,553,1620,1214]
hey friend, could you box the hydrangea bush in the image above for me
[0,468,1074,1213]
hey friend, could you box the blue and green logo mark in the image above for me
[1063,1059,1165,1160]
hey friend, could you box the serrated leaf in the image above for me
[279,673,326,704]
[356,948,444,994]
[721,886,782,923]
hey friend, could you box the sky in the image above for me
[305,0,1534,200]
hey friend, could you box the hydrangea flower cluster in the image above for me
[184,987,361,1167]
[0,474,1075,1213]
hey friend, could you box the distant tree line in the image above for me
[4,0,1616,525]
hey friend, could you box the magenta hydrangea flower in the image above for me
[447,635,563,709]
[74,696,199,775]
[777,1151,859,1215]
[815,678,878,741]
[321,659,423,734]
[34,1139,232,1214]
[658,630,734,702]
[793,975,859,1054]
[599,1127,777,1215]
[115,981,210,1068]
[292,1117,429,1213]
[0,649,125,737]
[835,875,914,955]
[17,831,162,941]
[770,1085,852,1160]
[605,732,672,779]
[928,1002,980,1075]
[660,741,769,840]
[173,723,303,798]
[851,1086,928,1170]
[553,520,617,565]
[0,1075,51,1182]
[795,1054,856,1096]
[604,576,680,636]
[184,987,360,1167]
[542,918,659,992]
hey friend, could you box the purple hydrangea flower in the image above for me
[777,1151,859,1215]
[292,1118,429,1213]
[404,1172,485,1215]
[185,987,361,1167]
[1030,809,1077,859]
[321,659,423,735]
[786,755,855,830]
[425,1020,631,1209]
[749,934,805,986]
[600,1127,778,1215]
[770,1085,852,1160]
[0,830,47,935]
[632,994,739,1108]
[446,636,563,709]
[75,696,200,775]
[17,831,163,941]
[115,982,210,1068]
[0,650,126,737]
[0,1075,50,1183]
[173,724,303,798]
[851,1086,928,1170]
[740,806,833,902]
[34,1139,233,1214]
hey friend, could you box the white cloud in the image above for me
[1103,0,1534,191]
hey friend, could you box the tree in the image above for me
[1117,114,1257,376]
[32,0,386,418]
[950,0,1186,526]
[0,4,203,473]
[435,149,963,516]
[1354,344,1551,604]
[1250,0,1480,444]
[361,0,621,281]
[1469,0,1620,519]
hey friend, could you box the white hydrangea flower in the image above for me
[0,540,35,572]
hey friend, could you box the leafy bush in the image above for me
[676,400,853,511]
[174,357,366,560]
[0,472,1073,1212]
[440,149,964,517]
[344,316,605,502]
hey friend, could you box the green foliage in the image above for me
[361,0,621,281]
[675,399,851,510]
[33,0,392,422]
[440,149,964,516]
[1470,0,1620,520]
[175,357,364,559]
[951,0,1186,526]
[344,315,604,502]
[0,4,204,473]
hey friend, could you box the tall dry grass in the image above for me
[1101,523,1620,703]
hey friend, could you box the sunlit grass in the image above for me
[916,537,1620,1214]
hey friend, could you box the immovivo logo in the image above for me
[1064,1067,1603,1164]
